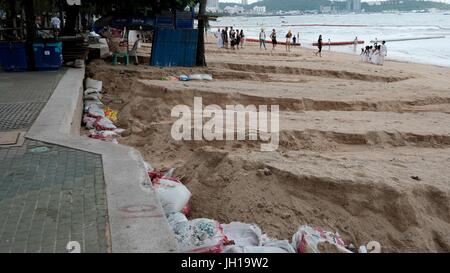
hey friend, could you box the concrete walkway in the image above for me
[0,71,109,253]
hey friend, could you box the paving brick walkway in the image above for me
[0,71,109,253]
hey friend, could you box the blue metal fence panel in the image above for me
[151,28,198,67]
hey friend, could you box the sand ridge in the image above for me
[86,41,450,252]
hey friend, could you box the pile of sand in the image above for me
[86,41,450,252]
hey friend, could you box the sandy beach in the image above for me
[86,38,450,253]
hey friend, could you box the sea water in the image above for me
[211,12,450,67]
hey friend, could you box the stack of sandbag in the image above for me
[82,78,123,143]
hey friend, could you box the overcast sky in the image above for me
[220,0,450,3]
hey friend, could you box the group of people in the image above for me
[215,27,245,50]
[260,28,300,52]
[360,41,387,65]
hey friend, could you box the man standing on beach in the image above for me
[222,27,229,49]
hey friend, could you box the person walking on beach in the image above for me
[293,35,297,46]
[270,29,277,50]
[285,30,293,52]
[222,27,229,49]
[240,30,245,49]
[379,41,387,65]
[215,28,223,48]
[354,36,358,52]
[259,28,267,50]
[315,35,323,57]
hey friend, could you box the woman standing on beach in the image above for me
[259,28,267,50]
[285,30,293,52]
[240,30,245,49]
[315,35,323,57]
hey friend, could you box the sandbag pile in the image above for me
[82,78,123,143]
[145,164,381,254]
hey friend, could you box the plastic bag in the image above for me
[86,104,105,118]
[85,78,103,92]
[221,222,263,247]
[292,225,351,253]
[104,107,118,123]
[189,74,213,81]
[170,218,227,253]
[179,74,190,81]
[95,117,117,131]
[153,178,191,215]
[222,240,295,253]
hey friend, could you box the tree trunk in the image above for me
[196,0,207,67]
[63,3,79,35]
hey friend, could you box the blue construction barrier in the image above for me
[0,42,28,72]
[33,42,63,71]
[151,28,198,67]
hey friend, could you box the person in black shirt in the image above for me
[315,34,323,57]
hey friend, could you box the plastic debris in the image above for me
[292,225,351,253]
[104,107,118,123]
[179,74,190,81]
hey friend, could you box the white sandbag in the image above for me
[95,117,116,131]
[153,178,191,215]
[171,218,226,253]
[167,212,189,227]
[292,225,351,253]
[85,78,103,92]
[84,93,102,101]
[84,88,101,96]
[84,100,103,112]
[221,222,263,247]
[189,74,213,81]
[222,245,294,253]
[83,115,97,130]
[86,104,105,118]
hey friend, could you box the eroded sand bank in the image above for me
[86,41,450,252]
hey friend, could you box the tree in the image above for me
[196,0,206,66]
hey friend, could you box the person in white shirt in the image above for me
[259,28,267,50]
[379,41,387,66]
[51,15,61,37]
[215,28,223,48]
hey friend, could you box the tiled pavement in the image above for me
[0,72,109,253]
[0,71,64,131]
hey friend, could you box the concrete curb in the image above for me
[26,67,179,253]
